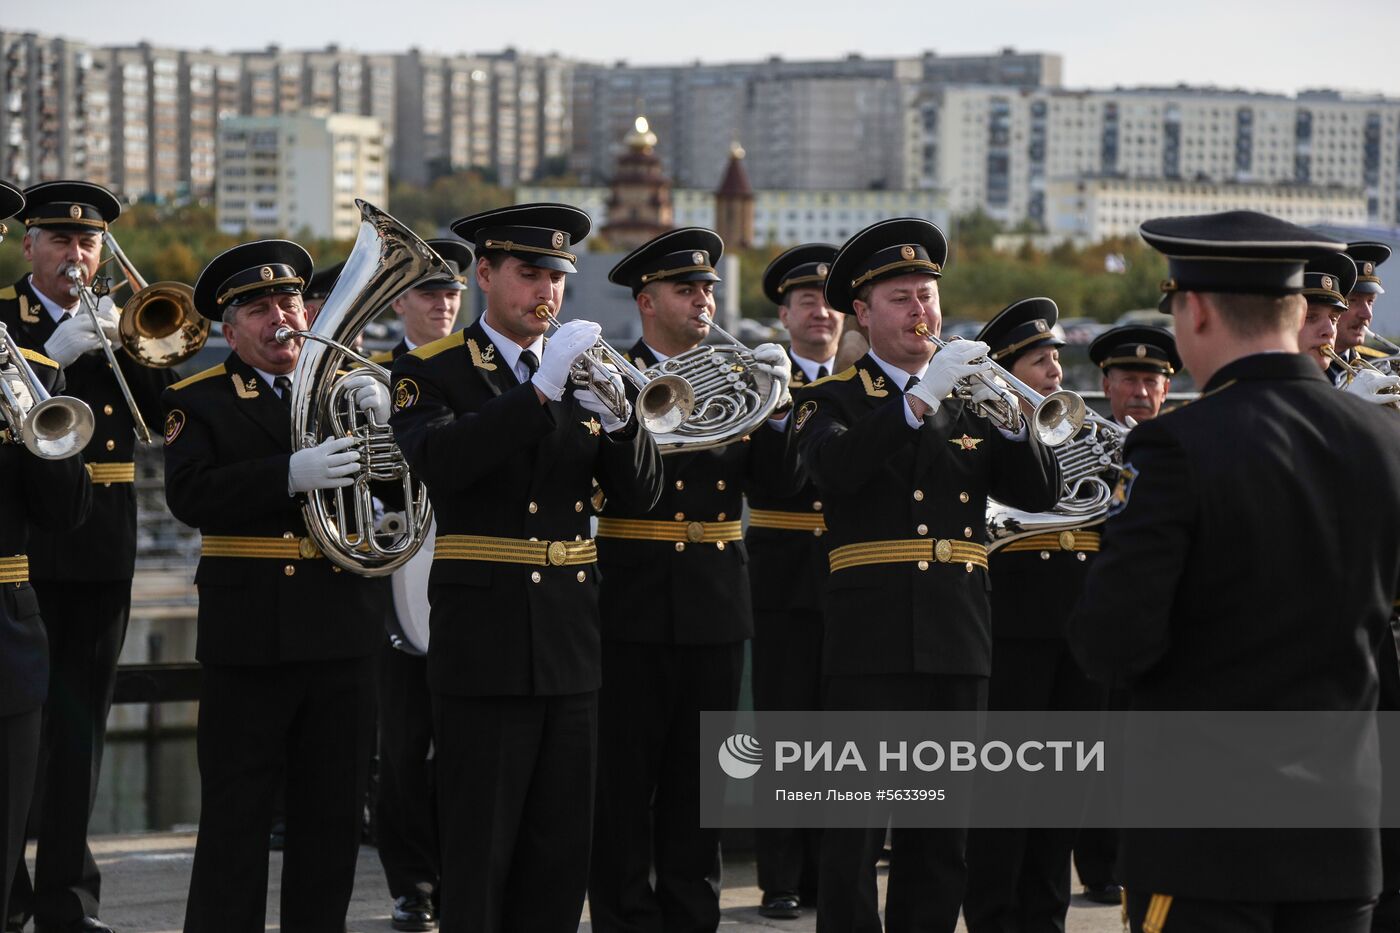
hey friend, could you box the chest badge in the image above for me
[467,338,498,371]
[949,434,983,451]
[231,374,260,398]
[858,368,889,398]
[18,295,39,324]
[581,417,602,436]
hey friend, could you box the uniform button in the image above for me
[531,571,542,583]
[675,480,685,490]
[674,512,685,521]
[675,542,686,552]
[576,570,586,582]
[529,537,539,542]
[717,512,726,521]
[964,527,973,538]
[283,564,295,576]
[917,560,929,571]
[575,501,584,512]
[282,531,295,539]
[105,439,115,451]
[102,404,113,415]
[965,562,975,573]
[1040,551,1051,560]
[528,501,538,514]
[812,500,823,511]
[916,524,928,536]
[575,534,583,541]
[813,529,823,538]
[716,541,726,551]
[332,566,342,573]
[103,482,111,488]
[913,489,924,501]
[716,480,727,491]
[959,491,970,503]
[1077,552,1087,562]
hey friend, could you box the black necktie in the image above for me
[274,375,293,407]
[817,365,829,380]
[519,349,539,381]
[905,374,919,392]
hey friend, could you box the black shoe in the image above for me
[759,894,801,920]
[1081,882,1123,905]
[269,817,286,852]
[5,916,27,933]
[391,894,437,932]
[34,919,116,933]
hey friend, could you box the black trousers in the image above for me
[376,643,438,902]
[1073,682,1127,891]
[1,709,40,928]
[1125,890,1375,933]
[818,672,987,933]
[434,691,595,933]
[9,580,128,927]
[184,657,376,933]
[751,608,823,904]
[1374,889,1400,933]
[588,641,745,933]
[964,636,1101,933]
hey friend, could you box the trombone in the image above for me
[0,323,94,459]
[64,231,209,444]
[913,322,1085,447]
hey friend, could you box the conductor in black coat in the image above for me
[0,178,92,933]
[389,204,662,933]
[795,218,1060,933]
[163,240,390,932]
[1069,211,1400,933]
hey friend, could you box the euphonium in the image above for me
[0,323,94,459]
[912,322,1085,447]
[277,199,440,576]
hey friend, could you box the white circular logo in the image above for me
[717,733,763,779]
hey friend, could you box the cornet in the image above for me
[0,323,94,459]
[912,323,1085,447]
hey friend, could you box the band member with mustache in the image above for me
[163,240,391,932]
[964,297,1103,933]
[588,227,796,933]
[391,204,662,933]
[745,244,842,920]
[794,218,1060,933]
[0,181,174,933]
[366,236,474,933]
[1089,325,1180,429]
[1328,242,1390,387]
[0,180,91,933]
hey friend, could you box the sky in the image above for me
[4,0,1399,97]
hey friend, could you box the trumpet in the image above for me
[1321,344,1400,408]
[0,323,94,459]
[532,304,696,435]
[912,323,1085,447]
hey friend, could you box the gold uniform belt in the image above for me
[997,530,1101,554]
[595,517,743,544]
[829,538,989,573]
[0,555,29,584]
[201,535,324,559]
[86,462,135,484]
[435,534,597,566]
[747,509,827,534]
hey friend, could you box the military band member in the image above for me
[1092,324,1180,428]
[163,240,390,932]
[1070,211,1400,933]
[1,181,174,933]
[1298,253,1356,373]
[587,227,795,933]
[746,244,842,920]
[964,297,1103,933]
[367,237,473,933]
[1310,250,1400,405]
[795,218,1060,933]
[301,260,343,323]
[390,204,662,933]
[0,181,91,933]
[1328,242,1390,386]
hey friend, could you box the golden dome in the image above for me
[625,115,658,150]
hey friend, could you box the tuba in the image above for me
[278,199,441,576]
[0,322,94,459]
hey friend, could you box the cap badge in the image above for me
[259,266,274,280]
[1135,345,1147,358]
[816,263,829,279]
[68,204,82,219]
[551,231,565,249]
[692,251,705,265]
[1365,262,1375,275]
[900,245,916,261]
[1322,275,1333,290]
[1035,320,1047,333]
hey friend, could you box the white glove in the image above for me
[342,372,391,424]
[533,319,601,401]
[751,343,793,408]
[906,340,993,416]
[44,310,112,367]
[288,435,361,494]
[1345,369,1400,406]
[376,510,408,537]
[576,387,631,433]
[93,297,120,340]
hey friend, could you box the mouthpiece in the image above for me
[534,304,552,320]
[274,326,298,344]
